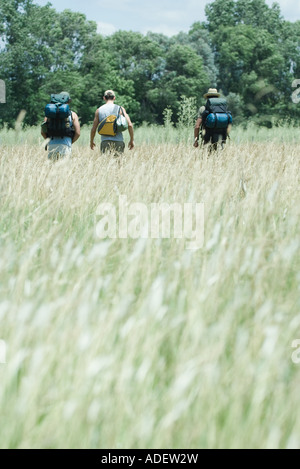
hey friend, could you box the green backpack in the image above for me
[44,93,74,138]
[204,98,233,130]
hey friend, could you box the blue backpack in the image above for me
[203,98,233,130]
[44,94,74,138]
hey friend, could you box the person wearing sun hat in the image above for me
[203,88,221,99]
[194,87,232,151]
[90,89,134,155]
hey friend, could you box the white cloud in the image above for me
[97,22,117,36]
[265,0,300,21]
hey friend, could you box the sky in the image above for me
[34,0,300,37]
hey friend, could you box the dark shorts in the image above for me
[100,141,125,155]
[203,129,227,150]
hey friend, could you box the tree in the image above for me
[204,0,296,124]
[105,31,165,123]
[172,24,218,86]
[235,0,283,36]
[0,0,299,128]
[205,0,237,32]
[0,0,98,126]
[154,44,210,122]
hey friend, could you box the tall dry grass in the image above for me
[0,128,300,448]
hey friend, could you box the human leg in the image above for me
[48,143,72,160]
[100,141,125,155]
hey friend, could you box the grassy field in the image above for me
[0,123,300,449]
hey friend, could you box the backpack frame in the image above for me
[203,98,233,130]
[44,94,75,139]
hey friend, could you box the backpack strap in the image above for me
[114,104,126,119]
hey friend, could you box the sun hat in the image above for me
[203,88,221,99]
[104,89,115,98]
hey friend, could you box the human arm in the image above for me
[122,107,134,150]
[194,117,202,147]
[90,109,99,150]
[41,118,48,139]
[71,112,80,144]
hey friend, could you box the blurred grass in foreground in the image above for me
[0,130,300,448]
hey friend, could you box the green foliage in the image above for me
[177,96,197,129]
[225,93,245,125]
[206,0,300,124]
[0,0,300,129]
[186,23,218,85]
[0,0,98,126]
[163,107,174,128]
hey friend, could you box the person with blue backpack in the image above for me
[194,88,232,151]
[41,91,80,160]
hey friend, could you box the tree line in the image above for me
[0,0,300,129]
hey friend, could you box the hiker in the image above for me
[41,91,80,160]
[90,90,134,155]
[194,88,232,151]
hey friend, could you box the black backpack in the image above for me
[44,94,74,138]
[203,98,233,130]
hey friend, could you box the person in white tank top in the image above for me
[90,90,134,155]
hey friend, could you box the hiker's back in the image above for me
[194,88,233,152]
[47,116,73,149]
[98,102,123,142]
[45,93,75,147]
[203,97,233,131]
